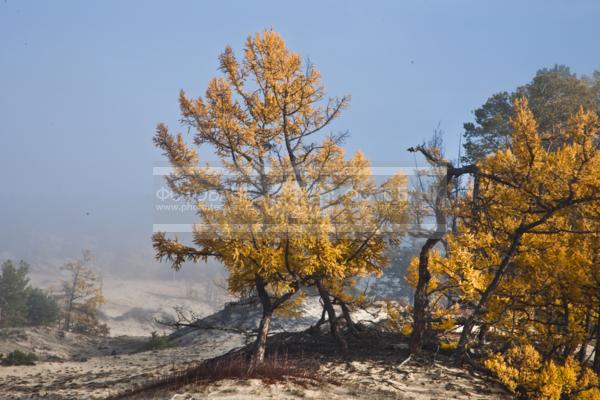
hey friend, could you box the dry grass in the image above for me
[185,352,319,383]
[110,349,322,399]
[111,327,411,399]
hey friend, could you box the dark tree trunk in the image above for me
[405,146,477,355]
[317,281,348,353]
[63,269,80,331]
[253,310,272,365]
[252,275,273,366]
[340,301,359,335]
[410,238,439,354]
[577,342,588,364]
[563,343,577,361]
[308,306,327,334]
[477,324,490,346]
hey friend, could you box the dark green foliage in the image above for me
[0,260,61,328]
[463,92,514,163]
[145,331,170,350]
[25,288,60,326]
[0,261,30,328]
[0,350,38,366]
[463,65,600,163]
[523,65,600,136]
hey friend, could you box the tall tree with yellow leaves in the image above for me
[153,30,407,363]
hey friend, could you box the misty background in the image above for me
[1,0,599,280]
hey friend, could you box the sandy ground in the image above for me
[0,287,509,400]
[126,357,510,400]
[0,331,244,399]
[0,326,146,362]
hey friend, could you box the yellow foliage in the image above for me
[385,302,412,336]
[485,345,600,400]
[411,98,600,361]
[438,340,458,351]
[430,305,459,332]
[576,389,600,400]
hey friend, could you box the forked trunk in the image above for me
[317,281,348,353]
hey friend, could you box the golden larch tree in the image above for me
[153,30,407,363]
[60,250,107,335]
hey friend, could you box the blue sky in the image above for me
[1,0,599,273]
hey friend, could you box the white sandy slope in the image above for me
[29,268,232,337]
[99,277,231,337]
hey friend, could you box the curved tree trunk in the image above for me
[409,238,439,354]
[317,281,348,353]
[408,150,452,355]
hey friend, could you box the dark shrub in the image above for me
[0,260,30,328]
[26,288,60,326]
[1,350,38,366]
[145,331,170,350]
